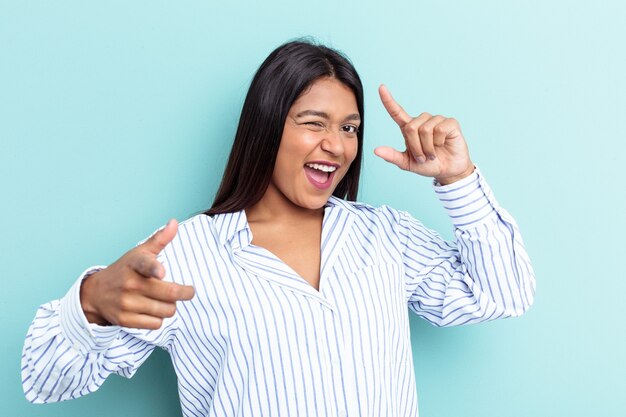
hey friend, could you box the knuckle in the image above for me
[129,258,146,274]
[403,122,418,135]
[122,276,138,291]
[143,259,156,275]
[135,255,147,271]
[407,118,422,132]
[149,318,163,330]
[166,284,181,300]
[163,304,177,318]
[121,278,132,291]
[411,148,424,157]
[116,312,130,326]
[418,112,432,119]
[119,295,133,311]
[135,253,154,270]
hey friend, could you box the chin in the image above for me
[299,199,329,211]
[295,193,333,211]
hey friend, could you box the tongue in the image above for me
[305,166,329,183]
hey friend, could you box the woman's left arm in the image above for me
[375,85,535,326]
[394,169,536,326]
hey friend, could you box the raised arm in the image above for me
[395,170,536,326]
[375,84,535,326]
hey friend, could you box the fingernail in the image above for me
[427,154,437,161]
[415,155,426,164]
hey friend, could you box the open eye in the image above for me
[342,124,359,134]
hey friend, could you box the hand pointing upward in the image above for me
[80,219,195,330]
[374,84,475,185]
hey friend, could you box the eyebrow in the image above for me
[295,110,361,122]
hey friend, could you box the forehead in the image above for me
[290,77,358,114]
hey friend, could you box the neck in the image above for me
[246,187,325,224]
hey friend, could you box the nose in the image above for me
[320,130,345,156]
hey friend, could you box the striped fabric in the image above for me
[22,168,535,416]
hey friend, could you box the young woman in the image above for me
[22,40,535,416]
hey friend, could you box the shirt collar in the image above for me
[325,195,362,215]
[212,210,250,247]
[211,195,359,247]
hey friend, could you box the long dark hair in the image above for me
[205,39,364,215]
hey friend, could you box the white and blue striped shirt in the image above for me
[22,168,535,416]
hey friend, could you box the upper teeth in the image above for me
[306,163,337,172]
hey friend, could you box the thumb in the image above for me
[143,219,178,255]
[374,146,408,171]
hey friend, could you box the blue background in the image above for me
[2,1,625,416]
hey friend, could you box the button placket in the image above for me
[322,301,355,417]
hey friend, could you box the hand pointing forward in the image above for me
[374,84,475,185]
[80,219,195,330]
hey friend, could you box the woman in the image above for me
[22,40,535,416]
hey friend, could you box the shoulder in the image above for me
[157,214,225,284]
[327,196,406,225]
[160,213,221,257]
[175,213,216,237]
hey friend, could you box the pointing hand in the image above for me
[375,84,474,185]
[80,219,195,330]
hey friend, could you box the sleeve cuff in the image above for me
[59,266,122,354]
[433,166,500,230]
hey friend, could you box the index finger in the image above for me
[146,279,196,302]
[379,84,412,127]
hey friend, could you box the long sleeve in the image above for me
[21,267,178,403]
[400,167,536,327]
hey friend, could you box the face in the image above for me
[266,77,360,211]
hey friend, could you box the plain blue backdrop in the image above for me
[2,1,625,416]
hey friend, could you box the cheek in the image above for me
[274,138,300,172]
[278,130,318,161]
[346,139,359,164]
[337,140,359,181]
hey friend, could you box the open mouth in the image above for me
[304,162,337,189]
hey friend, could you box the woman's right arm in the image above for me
[21,220,195,403]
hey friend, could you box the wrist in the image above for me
[79,271,110,326]
[435,163,475,186]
